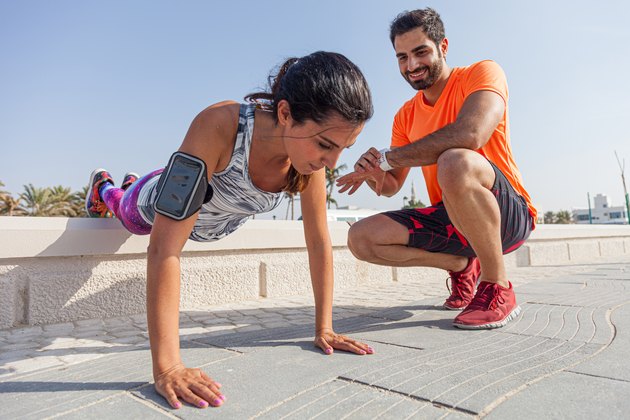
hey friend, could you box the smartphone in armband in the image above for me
[153,152,210,221]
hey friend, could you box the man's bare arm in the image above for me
[386,90,505,169]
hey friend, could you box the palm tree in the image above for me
[0,195,26,216]
[555,210,572,224]
[20,184,54,216]
[326,195,339,210]
[325,164,347,209]
[48,185,79,217]
[0,181,89,217]
[284,192,295,220]
[543,211,556,224]
[73,186,88,217]
[0,182,26,216]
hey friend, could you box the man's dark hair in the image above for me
[389,8,445,47]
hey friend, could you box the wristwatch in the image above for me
[377,148,394,171]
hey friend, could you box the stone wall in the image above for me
[1,217,629,329]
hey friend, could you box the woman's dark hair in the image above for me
[245,51,373,193]
[389,8,445,48]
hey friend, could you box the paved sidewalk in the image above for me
[1,258,629,419]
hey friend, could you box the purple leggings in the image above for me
[100,169,163,235]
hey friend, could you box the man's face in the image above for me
[394,28,446,91]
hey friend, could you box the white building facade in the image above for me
[573,194,628,224]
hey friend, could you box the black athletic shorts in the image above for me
[383,161,534,257]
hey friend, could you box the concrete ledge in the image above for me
[1,217,629,329]
[0,217,351,258]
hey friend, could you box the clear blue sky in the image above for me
[2,0,629,219]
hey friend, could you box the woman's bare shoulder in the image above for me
[180,101,242,169]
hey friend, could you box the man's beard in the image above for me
[404,57,443,91]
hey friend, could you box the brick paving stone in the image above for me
[1,341,42,352]
[233,325,265,333]
[109,330,144,339]
[204,324,239,334]
[129,314,148,324]
[74,319,104,328]
[261,321,291,329]
[41,323,75,336]
[189,314,217,323]
[74,331,111,340]
[109,336,148,346]
[201,317,232,326]
[39,337,83,351]
[0,349,39,366]
[179,327,209,337]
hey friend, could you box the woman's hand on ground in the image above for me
[154,364,225,409]
[314,328,374,355]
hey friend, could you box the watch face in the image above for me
[377,149,392,171]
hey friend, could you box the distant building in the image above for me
[325,205,381,223]
[402,181,425,209]
[572,194,628,224]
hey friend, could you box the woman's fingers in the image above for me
[341,337,375,354]
[159,384,183,409]
[315,335,334,355]
[155,366,225,409]
[329,335,367,355]
[315,331,375,356]
[176,385,212,408]
[189,382,224,407]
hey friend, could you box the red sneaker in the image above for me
[443,257,480,310]
[453,281,521,329]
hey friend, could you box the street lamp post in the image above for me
[615,151,630,225]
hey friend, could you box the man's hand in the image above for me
[314,328,374,355]
[336,147,388,195]
[354,147,383,173]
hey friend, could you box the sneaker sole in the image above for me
[86,168,108,215]
[443,303,466,311]
[452,305,521,330]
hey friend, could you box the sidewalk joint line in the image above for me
[566,370,630,384]
[336,376,478,417]
[186,338,245,354]
[525,302,585,307]
[126,391,182,419]
[359,340,425,351]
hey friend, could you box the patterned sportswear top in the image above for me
[138,103,284,242]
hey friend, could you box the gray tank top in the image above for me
[138,103,284,242]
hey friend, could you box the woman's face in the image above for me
[281,110,364,175]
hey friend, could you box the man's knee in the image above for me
[437,149,493,192]
[347,220,375,261]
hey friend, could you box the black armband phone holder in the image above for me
[153,152,213,221]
